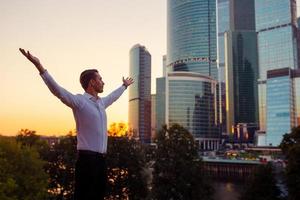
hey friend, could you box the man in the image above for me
[19,48,134,200]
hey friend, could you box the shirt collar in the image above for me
[83,92,99,101]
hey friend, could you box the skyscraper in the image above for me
[167,0,218,79]
[217,0,230,81]
[217,0,230,134]
[225,0,259,135]
[255,0,299,132]
[294,69,300,126]
[155,77,166,132]
[151,94,156,141]
[166,0,219,150]
[266,68,296,146]
[128,44,151,143]
[167,72,219,150]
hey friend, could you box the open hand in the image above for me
[19,48,42,67]
[19,48,45,73]
[122,77,134,87]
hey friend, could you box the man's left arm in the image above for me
[102,77,134,108]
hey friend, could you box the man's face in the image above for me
[91,72,104,93]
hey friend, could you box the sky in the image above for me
[0,0,166,136]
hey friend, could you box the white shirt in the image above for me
[41,70,126,153]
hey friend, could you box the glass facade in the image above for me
[218,0,230,35]
[217,0,229,76]
[257,26,296,80]
[255,0,299,131]
[266,74,295,146]
[294,71,300,126]
[155,77,166,132]
[230,0,256,31]
[224,0,258,134]
[151,94,156,140]
[217,0,229,133]
[255,0,292,31]
[258,82,267,130]
[167,0,218,79]
[168,72,219,139]
[225,31,259,133]
[129,44,151,143]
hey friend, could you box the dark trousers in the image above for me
[74,150,107,200]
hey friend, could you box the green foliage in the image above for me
[280,126,300,200]
[16,129,50,160]
[151,124,213,200]
[106,136,148,200]
[0,137,49,200]
[239,163,281,200]
[16,130,77,200]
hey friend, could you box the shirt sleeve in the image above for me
[40,70,82,109]
[102,85,126,109]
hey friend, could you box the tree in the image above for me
[46,134,77,200]
[0,136,49,200]
[239,163,281,200]
[106,136,149,199]
[151,124,213,200]
[16,129,50,160]
[280,126,300,200]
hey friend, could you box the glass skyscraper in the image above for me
[255,0,299,131]
[225,0,259,135]
[166,0,219,149]
[294,69,300,126]
[168,72,219,150]
[217,0,230,134]
[217,0,230,79]
[266,68,296,146]
[155,77,166,132]
[167,0,218,79]
[225,31,259,132]
[128,44,151,143]
[151,94,156,141]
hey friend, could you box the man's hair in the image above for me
[80,69,99,90]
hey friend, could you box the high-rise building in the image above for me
[294,69,300,126]
[168,72,219,150]
[128,44,151,143]
[225,0,259,135]
[217,0,230,82]
[266,68,296,146]
[167,0,218,79]
[155,55,168,133]
[151,94,156,141]
[217,0,230,134]
[166,0,220,149]
[255,0,299,132]
[155,77,166,132]
[225,0,258,136]
[225,31,259,133]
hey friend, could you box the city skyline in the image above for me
[0,0,166,136]
[1,0,300,137]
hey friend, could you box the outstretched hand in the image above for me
[122,77,134,87]
[19,48,45,73]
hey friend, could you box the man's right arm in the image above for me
[40,71,82,109]
[19,48,82,109]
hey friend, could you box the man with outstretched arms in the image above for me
[19,48,134,200]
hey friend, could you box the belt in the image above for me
[77,150,106,158]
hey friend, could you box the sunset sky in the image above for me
[1,0,300,136]
[0,0,166,136]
